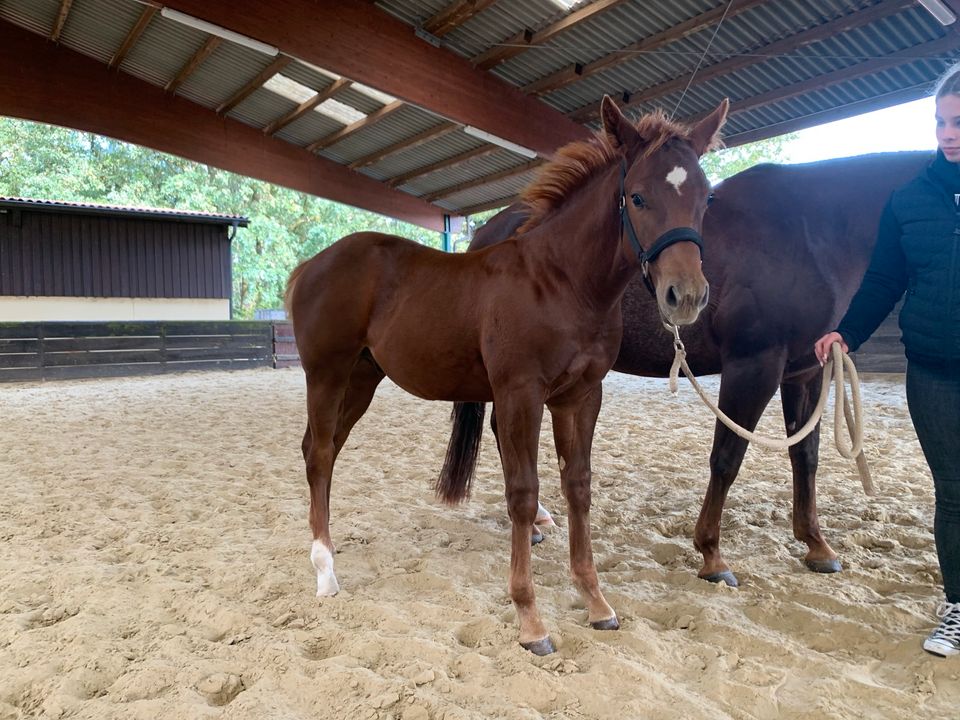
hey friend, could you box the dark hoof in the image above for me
[590,616,620,631]
[520,636,556,656]
[701,570,739,587]
[805,557,842,574]
[531,528,544,546]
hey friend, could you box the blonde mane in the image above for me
[518,109,696,234]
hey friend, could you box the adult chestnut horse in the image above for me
[470,150,933,587]
[286,96,728,654]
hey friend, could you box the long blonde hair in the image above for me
[935,60,960,98]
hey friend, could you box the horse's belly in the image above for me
[369,344,492,402]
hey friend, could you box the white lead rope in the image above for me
[666,325,874,496]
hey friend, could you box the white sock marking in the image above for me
[311,540,340,596]
[536,502,557,527]
[666,166,687,193]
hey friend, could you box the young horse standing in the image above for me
[285,96,728,654]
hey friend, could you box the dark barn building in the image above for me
[0,197,246,321]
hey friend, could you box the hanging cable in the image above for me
[671,0,735,118]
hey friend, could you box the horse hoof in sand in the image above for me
[702,570,739,587]
[590,616,620,631]
[805,557,842,573]
[521,637,556,656]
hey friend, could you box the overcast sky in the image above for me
[782,96,938,163]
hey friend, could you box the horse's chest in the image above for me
[546,340,617,400]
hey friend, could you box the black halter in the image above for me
[619,157,704,296]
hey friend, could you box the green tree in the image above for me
[700,133,796,184]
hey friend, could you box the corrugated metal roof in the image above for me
[0,197,249,225]
[0,0,956,221]
[121,12,209,88]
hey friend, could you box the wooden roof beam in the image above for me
[306,100,405,152]
[160,0,591,158]
[386,145,498,188]
[422,160,543,202]
[348,121,458,170]
[109,5,158,69]
[263,77,352,136]
[0,21,449,231]
[424,0,499,38]
[51,0,74,42]
[165,36,222,94]
[216,56,291,115]
[569,0,915,122]
[523,0,767,97]
[474,0,629,71]
[722,34,959,127]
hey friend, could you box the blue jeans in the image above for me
[906,361,960,603]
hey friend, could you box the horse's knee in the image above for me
[506,485,539,524]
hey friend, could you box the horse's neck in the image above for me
[522,166,634,311]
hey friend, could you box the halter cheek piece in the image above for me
[619,157,704,297]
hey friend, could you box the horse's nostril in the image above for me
[666,286,679,307]
[699,285,710,309]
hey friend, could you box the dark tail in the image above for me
[436,402,486,504]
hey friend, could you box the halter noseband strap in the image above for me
[619,157,704,296]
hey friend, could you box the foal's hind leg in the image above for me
[694,348,786,587]
[550,386,618,630]
[302,353,384,596]
[780,372,841,574]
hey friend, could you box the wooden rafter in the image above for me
[569,0,915,122]
[723,34,960,127]
[109,5,158,69]
[473,0,629,71]
[263,77,352,136]
[348,121,458,170]
[160,0,591,158]
[216,56,291,115]
[386,145,498,188]
[523,0,768,97]
[422,159,543,202]
[424,0,499,38]
[51,0,74,42]
[0,21,448,230]
[306,100,405,153]
[165,36,222,94]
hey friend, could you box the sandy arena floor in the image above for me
[0,367,957,719]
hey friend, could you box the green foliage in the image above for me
[0,118,442,317]
[700,133,797,185]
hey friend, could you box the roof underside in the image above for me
[1,0,958,226]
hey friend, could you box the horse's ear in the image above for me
[689,98,729,157]
[601,95,639,151]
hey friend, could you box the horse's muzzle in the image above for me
[662,281,709,326]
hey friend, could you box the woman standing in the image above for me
[815,63,960,657]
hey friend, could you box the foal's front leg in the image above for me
[493,388,553,654]
[550,386,618,630]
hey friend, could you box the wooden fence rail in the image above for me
[0,320,275,382]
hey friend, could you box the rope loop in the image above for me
[666,327,873,495]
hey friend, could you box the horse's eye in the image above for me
[707,192,715,207]
[631,193,646,208]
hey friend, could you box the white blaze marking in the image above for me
[311,540,340,597]
[666,166,687,194]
